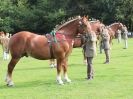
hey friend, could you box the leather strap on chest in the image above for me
[49,42,54,59]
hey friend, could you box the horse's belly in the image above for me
[27,39,52,60]
[29,46,51,60]
[26,36,70,60]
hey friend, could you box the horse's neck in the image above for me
[57,26,77,47]
[58,23,78,39]
[90,22,101,33]
[110,24,120,32]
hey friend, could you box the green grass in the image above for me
[0,39,133,99]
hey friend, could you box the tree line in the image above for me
[0,0,133,34]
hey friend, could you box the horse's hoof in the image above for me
[64,79,71,83]
[104,61,109,64]
[7,83,14,87]
[58,82,64,85]
[7,84,14,87]
[6,81,14,87]
[50,64,55,68]
[56,80,64,85]
[54,64,57,68]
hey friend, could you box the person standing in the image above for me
[122,25,128,49]
[117,29,122,43]
[101,26,110,64]
[83,32,97,80]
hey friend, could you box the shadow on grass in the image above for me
[68,63,85,67]
[16,66,51,71]
[0,79,56,89]
[71,53,82,56]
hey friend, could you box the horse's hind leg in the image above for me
[5,58,20,86]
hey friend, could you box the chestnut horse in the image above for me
[107,22,128,45]
[89,20,105,36]
[5,16,92,86]
[74,20,105,47]
[99,22,128,52]
[0,31,5,37]
[49,34,85,68]
[0,32,10,60]
[99,22,128,63]
[100,22,127,52]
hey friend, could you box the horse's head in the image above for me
[78,16,92,35]
[77,16,98,44]
[116,23,128,34]
[121,25,128,33]
[115,22,126,32]
[0,31,5,37]
[89,20,105,35]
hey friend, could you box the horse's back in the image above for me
[9,31,36,49]
[9,31,50,59]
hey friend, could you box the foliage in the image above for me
[0,0,133,34]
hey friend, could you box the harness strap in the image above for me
[49,42,54,59]
[50,30,57,43]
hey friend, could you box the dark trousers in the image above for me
[87,57,94,79]
[104,49,110,64]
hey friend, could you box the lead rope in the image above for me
[50,30,60,48]
[50,30,57,43]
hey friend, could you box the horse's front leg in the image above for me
[3,51,9,60]
[56,58,64,85]
[62,58,71,83]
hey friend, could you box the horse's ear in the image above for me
[118,21,121,24]
[86,15,89,19]
[83,15,86,18]
[82,15,86,20]
[83,15,89,20]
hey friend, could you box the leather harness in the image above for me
[45,33,66,59]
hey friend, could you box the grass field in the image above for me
[0,39,133,99]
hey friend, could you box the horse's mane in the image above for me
[89,18,100,23]
[108,22,122,27]
[54,16,81,31]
